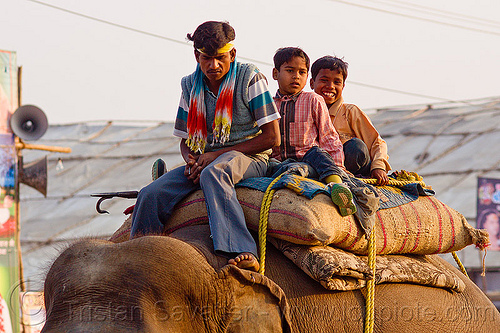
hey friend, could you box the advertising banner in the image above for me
[477,177,500,251]
[0,49,20,333]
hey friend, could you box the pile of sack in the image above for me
[110,174,489,292]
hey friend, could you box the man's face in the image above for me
[310,68,345,107]
[272,56,308,96]
[195,49,236,87]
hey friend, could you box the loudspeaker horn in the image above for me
[10,105,48,141]
[19,155,48,197]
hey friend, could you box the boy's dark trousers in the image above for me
[267,146,346,182]
[343,138,371,177]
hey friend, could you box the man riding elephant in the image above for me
[131,21,281,272]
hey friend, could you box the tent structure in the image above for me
[19,96,500,305]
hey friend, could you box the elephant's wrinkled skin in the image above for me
[42,225,500,332]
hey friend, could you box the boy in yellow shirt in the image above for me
[310,56,391,185]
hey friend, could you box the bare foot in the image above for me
[228,252,260,272]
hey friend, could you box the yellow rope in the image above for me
[358,177,426,187]
[258,172,417,331]
[451,251,469,278]
[364,230,376,333]
[258,173,285,275]
[360,172,425,332]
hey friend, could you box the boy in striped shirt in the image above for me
[271,47,356,216]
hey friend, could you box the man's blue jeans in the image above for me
[131,151,268,259]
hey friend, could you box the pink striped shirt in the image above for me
[272,91,344,167]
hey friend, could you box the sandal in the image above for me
[329,183,357,216]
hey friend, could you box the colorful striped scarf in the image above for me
[186,61,237,153]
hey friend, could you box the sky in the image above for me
[1,0,500,125]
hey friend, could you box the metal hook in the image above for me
[90,191,138,214]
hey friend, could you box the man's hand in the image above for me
[180,119,280,184]
[184,154,200,183]
[371,168,389,186]
[184,152,220,184]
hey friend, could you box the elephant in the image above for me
[41,224,500,333]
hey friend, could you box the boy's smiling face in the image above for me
[310,68,345,107]
[273,56,308,96]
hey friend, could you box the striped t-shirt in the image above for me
[173,62,280,153]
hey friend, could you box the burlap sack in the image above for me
[110,214,132,243]
[110,188,489,255]
[270,238,465,292]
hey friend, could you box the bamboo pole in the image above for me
[16,66,26,333]
[16,66,25,292]
[13,66,70,333]
[15,141,72,154]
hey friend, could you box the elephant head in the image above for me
[41,235,291,333]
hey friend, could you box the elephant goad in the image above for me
[42,225,500,333]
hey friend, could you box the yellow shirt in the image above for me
[328,97,391,172]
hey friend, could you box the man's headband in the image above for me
[197,43,234,55]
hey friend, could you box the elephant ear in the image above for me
[219,265,293,333]
[171,225,292,331]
